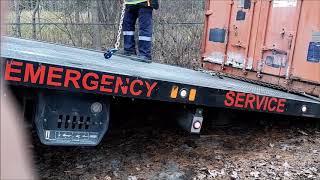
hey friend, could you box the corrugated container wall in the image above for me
[201,0,320,97]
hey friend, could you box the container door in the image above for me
[290,1,320,83]
[203,0,262,70]
[256,0,300,77]
[202,0,232,65]
[225,0,260,70]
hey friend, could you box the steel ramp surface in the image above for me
[1,37,320,117]
[2,36,319,105]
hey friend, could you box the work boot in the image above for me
[137,55,152,63]
[123,50,136,56]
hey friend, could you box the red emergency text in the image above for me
[5,60,158,98]
[224,91,286,113]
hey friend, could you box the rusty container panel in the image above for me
[202,0,320,97]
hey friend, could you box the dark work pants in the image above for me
[123,5,153,59]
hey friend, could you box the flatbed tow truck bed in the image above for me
[1,37,319,145]
[2,36,320,117]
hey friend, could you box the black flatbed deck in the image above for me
[1,37,320,118]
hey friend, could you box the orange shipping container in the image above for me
[201,0,320,97]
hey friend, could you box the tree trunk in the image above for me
[37,0,41,39]
[30,0,33,10]
[32,0,40,39]
[75,0,83,46]
[91,0,101,50]
[14,0,21,37]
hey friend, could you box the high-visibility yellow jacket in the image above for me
[124,0,159,9]
[125,0,148,5]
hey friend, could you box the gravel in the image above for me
[32,110,320,180]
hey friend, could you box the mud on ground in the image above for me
[32,104,320,180]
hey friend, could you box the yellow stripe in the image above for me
[189,89,197,101]
[125,0,148,5]
[170,85,179,99]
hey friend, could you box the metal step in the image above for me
[35,91,110,146]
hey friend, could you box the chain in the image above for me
[114,2,126,50]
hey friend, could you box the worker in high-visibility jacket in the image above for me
[122,0,159,61]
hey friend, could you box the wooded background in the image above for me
[6,0,205,68]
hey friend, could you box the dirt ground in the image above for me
[31,105,320,180]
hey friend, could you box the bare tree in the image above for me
[14,0,21,37]
[32,0,40,39]
[91,0,101,50]
[75,0,83,46]
[38,0,41,39]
